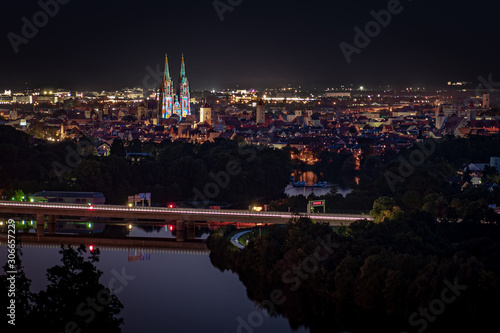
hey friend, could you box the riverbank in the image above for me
[207,216,500,332]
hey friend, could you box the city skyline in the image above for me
[2,1,500,332]
[1,0,499,91]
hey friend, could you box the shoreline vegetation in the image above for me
[207,216,500,332]
[2,125,500,220]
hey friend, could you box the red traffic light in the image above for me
[89,245,95,251]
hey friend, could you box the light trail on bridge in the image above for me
[0,201,371,224]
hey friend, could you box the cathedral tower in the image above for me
[179,54,191,119]
[161,54,174,119]
[161,53,191,120]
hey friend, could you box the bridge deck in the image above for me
[0,201,370,225]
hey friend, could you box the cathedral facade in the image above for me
[161,54,191,119]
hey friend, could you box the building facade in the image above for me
[162,54,191,119]
[256,99,265,124]
[199,103,212,125]
[30,191,106,205]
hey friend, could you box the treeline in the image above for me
[207,216,500,332]
[269,136,500,218]
[0,126,291,206]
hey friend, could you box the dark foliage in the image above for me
[208,215,500,333]
[0,245,123,333]
[0,126,291,206]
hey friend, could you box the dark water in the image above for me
[0,226,309,333]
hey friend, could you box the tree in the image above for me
[377,206,404,223]
[26,121,59,140]
[348,125,358,136]
[463,201,485,224]
[370,197,398,222]
[121,115,137,122]
[402,190,423,211]
[482,165,499,182]
[127,139,143,153]
[11,189,27,201]
[110,139,126,157]
[422,194,448,218]
[31,245,124,332]
[463,166,472,184]
[1,244,124,333]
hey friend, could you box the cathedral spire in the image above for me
[180,53,186,77]
[164,53,170,79]
[162,53,174,119]
[179,53,190,119]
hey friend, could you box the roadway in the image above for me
[230,230,252,250]
[0,201,370,225]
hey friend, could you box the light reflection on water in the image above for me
[288,171,352,197]
[284,184,351,197]
[0,220,213,239]
[0,243,309,333]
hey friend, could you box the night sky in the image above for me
[1,0,499,91]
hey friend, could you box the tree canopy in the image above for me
[0,245,123,333]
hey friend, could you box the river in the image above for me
[286,170,352,197]
[0,223,309,333]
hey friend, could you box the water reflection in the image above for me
[286,170,352,197]
[0,219,212,240]
[1,245,124,333]
[127,248,150,262]
[0,242,308,333]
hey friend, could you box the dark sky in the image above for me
[1,0,499,91]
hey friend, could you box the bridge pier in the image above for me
[36,213,45,237]
[48,215,56,235]
[186,221,195,240]
[176,220,185,242]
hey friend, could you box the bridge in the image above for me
[0,201,370,241]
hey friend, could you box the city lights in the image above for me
[0,3,498,332]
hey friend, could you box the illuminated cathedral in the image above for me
[161,54,191,119]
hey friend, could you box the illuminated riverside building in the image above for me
[161,54,191,119]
